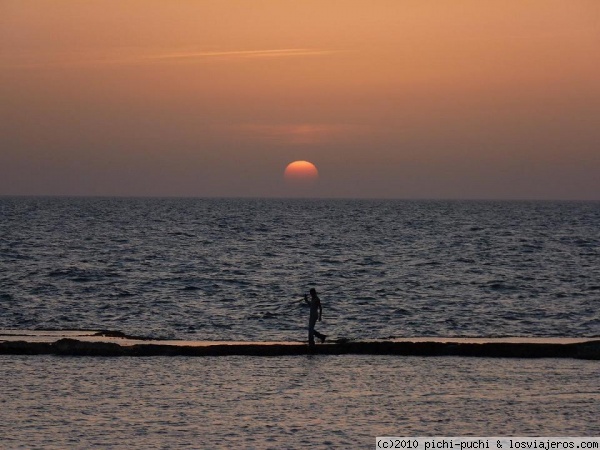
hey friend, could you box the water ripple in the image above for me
[1,198,598,340]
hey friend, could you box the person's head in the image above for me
[309,288,317,297]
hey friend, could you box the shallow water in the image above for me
[0,355,598,449]
[1,198,598,341]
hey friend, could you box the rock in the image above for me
[1,338,598,359]
[93,330,128,338]
[0,341,52,355]
[576,340,600,360]
[53,338,125,356]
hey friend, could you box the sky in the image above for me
[1,0,599,200]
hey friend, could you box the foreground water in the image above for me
[0,355,598,448]
[1,197,598,341]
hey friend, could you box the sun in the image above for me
[284,161,319,183]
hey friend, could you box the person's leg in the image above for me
[308,320,316,346]
[314,330,327,343]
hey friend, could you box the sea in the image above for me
[1,197,599,447]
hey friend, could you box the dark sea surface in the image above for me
[1,197,599,447]
[1,355,599,448]
[1,197,599,340]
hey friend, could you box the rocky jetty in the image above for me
[1,338,598,359]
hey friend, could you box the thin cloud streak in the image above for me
[143,48,336,60]
[236,123,367,145]
[2,48,337,69]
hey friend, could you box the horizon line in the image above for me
[0,194,597,203]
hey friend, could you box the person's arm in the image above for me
[304,294,310,305]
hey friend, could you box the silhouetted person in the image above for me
[304,288,326,346]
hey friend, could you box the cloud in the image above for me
[236,123,359,145]
[143,48,336,61]
[2,48,336,69]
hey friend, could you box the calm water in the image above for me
[1,197,598,340]
[1,198,599,447]
[0,355,598,449]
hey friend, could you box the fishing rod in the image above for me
[291,291,315,304]
[292,287,336,304]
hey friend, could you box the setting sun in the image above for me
[284,161,319,183]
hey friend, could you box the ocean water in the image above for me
[1,355,599,448]
[1,198,599,447]
[1,197,599,340]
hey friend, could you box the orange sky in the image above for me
[1,0,599,199]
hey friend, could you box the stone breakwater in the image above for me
[1,339,599,359]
